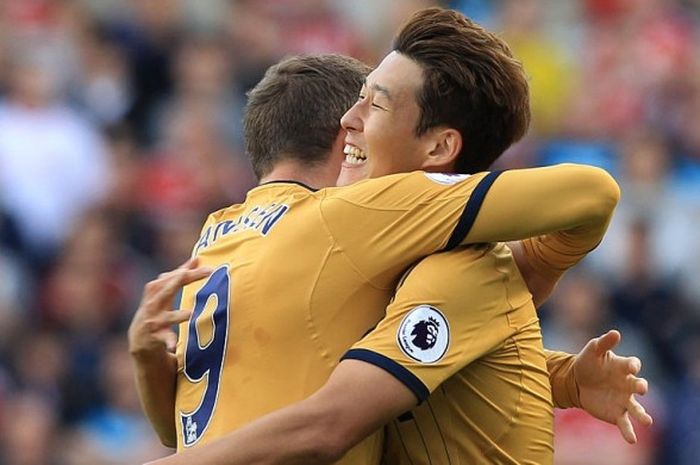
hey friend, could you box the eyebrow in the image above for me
[364,79,392,101]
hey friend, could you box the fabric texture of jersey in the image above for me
[173,171,497,461]
[345,243,554,465]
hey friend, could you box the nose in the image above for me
[340,101,363,133]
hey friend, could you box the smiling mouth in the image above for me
[343,144,367,165]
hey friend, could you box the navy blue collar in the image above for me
[258,180,318,192]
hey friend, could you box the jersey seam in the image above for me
[305,245,341,367]
[426,398,453,464]
[480,249,525,459]
[391,421,418,465]
[325,196,458,211]
[317,195,402,291]
[475,336,525,465]
[413,415,436,465]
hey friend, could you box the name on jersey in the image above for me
[194,203,289,254]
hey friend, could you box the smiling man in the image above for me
[132,7,650,465]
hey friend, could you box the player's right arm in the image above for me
[465,163,620,244]
[128,258,212,447]
[143,335,651,465]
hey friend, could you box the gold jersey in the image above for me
[347,243,554,465]
[174,170,503,457]
[172,164,617,463]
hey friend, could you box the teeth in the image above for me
[345,155,366,164]
[343,144,367,164]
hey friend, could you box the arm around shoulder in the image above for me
[145,359,417,465]
[287,359,418,463]
[465,164,620,244]
[572,164,620,225]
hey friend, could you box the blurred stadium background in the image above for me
[0,0,698,463]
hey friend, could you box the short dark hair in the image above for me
[244,54,370,179]
[393,7,531,174]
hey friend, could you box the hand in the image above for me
[574,330,654,444]
[128,258,212,360]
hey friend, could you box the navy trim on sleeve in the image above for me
[444,170,504,251]
[342,348,430,403]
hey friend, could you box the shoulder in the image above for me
[324,171,482,206]
[396,246,491,294]
[325,172,417,198]
[412,245,493,274]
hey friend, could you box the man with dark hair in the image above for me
[244,55,371,179]
[394,6,530,174]
[336,7,530,184]
[132,8,649,465]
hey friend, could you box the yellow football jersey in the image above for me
[346,243,554,465]
[174,170,503,457]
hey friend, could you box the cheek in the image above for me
[369,150,403,178]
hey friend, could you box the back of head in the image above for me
[393,7,530,174]
[244,54,371,179]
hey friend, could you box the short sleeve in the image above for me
[342,246,517,402]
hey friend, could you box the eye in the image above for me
[357,94,367,103]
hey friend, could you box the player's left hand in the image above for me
[574,329,654,444]
[128,257,212,360]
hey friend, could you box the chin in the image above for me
[336,165,369,186]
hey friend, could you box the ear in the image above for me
[420,127,462,171]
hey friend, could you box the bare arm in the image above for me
[131,351,180,448]
[128,258,212,447]
[144,336,653,465]
[145,360,416,465]
[144,334,653,465]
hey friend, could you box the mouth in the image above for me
[343,144,367,166]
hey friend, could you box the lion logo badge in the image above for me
[397,305,450,364]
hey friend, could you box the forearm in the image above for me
[544,349,581,409]
[132,350,179,447]
[466,164,620,244]
[510,222,608,306]
[508,241,555,307]
[147,401,342,465]
[146,359,414,465]
[519,211,612,279]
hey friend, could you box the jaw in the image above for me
[336,161,370,186]
[338,144,370,186]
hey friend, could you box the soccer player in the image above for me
[131,8,648,465]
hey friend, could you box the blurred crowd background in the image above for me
[0,0,698,464]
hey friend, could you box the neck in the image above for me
[259,159,340,189]
[424,161,457,174]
